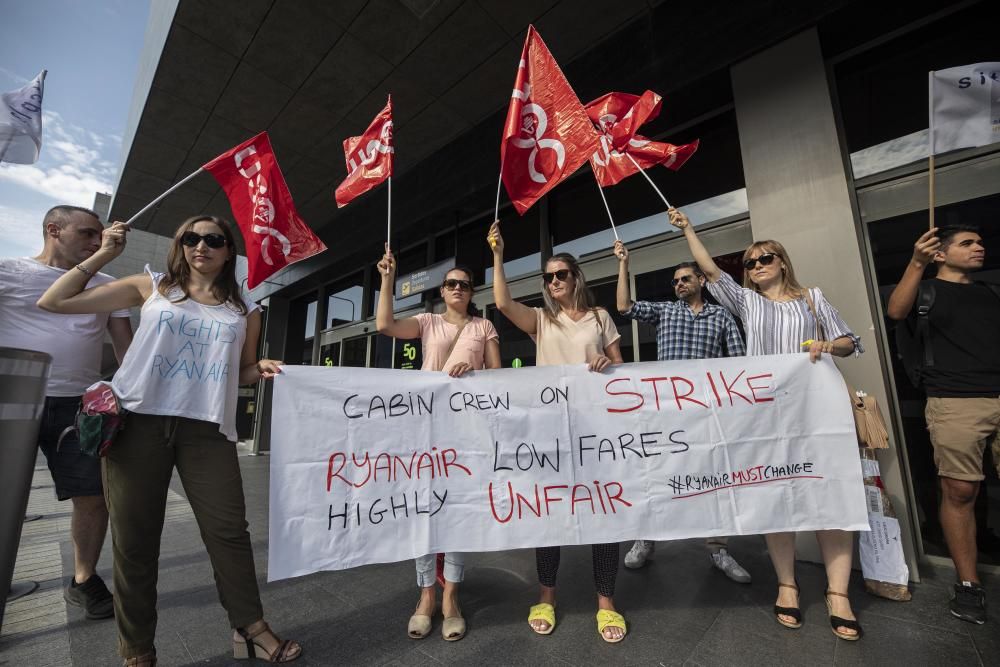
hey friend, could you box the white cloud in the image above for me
[0,109,116,206]
[0,67,29,86]
[0,204,45,258]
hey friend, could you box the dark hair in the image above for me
[938,224,981,248]
[673,261,704,278]
[159,215,248,315]
[42,205,99,237]
[443,264,478,316]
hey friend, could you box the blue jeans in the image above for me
[415,553,465,588]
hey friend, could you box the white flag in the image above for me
[930,63,1000,155]
[0,70,46,165]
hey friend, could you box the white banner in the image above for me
[931,63,1000,155]
[0,70,46,164]
[268,355,868,581]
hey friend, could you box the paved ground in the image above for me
[3,454,998,666]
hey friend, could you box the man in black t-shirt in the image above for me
[887,224,999,626]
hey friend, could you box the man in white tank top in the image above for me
[0,205,133,620]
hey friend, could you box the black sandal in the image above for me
[774,582,802,629]
[233,622,302,663]
[825,590,863,640]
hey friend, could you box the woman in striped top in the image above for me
[673,208,864,642]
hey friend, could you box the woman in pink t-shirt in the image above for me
[487,221,627,644]
[375,246,500,642]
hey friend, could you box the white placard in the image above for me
[268,354,868,581]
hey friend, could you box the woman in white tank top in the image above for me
[375,246,501,642]
[39,216,301,665]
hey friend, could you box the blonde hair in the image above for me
[541,253,598,326]
[741,240,806,299]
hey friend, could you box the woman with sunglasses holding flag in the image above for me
[672,208,865,642]
[487,221,627,644]
[375,245,500,642]
[38,217,300,666]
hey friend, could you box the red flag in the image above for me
[586,91,699,187]
[335,96,394,207]
[501,26,599,215]
[599,90,663,151]
[203,132,326,289]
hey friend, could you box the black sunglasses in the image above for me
[672,275,696,286]
[743,253,777,271]
[442,278,472,291]
[181,231,228,249]
[542,269,572,284]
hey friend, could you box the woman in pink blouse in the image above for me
[487,221,627,644]
[376,246,500,642]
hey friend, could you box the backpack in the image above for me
[895,281,1000,388]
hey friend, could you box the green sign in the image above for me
[511,358,523,368]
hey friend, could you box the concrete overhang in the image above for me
[112,0,855,300]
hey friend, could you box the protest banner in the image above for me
[267,354,868,581]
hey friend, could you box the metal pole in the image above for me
[592,168,619,241]
[624,152,672,210]
[124,167,205,228]
[387,176,392,247]
[928,70,936,231]
[0,347,52,629]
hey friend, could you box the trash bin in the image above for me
[0,347,51,630]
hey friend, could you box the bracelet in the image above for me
[75,264,93,276]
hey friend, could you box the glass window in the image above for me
[325,272,364,328]
[370,333,394,369]
[288,295,316,366]
[341,335,368,368]
[487,297,543,368]
[370,243,426,315]
[320,341,340,367]
[833,5,998,178]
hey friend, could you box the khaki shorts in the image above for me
[926,396,1000,481]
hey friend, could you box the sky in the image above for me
[0,0,151,259]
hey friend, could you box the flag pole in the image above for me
[624,152,672,210]
[493,168,503,221]
[928,70,936,231]
[387,176,392,247]
[0,135,11,163]
[592,168,619,241]
[124,167,204,227]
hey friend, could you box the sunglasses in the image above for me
[542,269,572,284]
[743,253,777,271]
[442,278,472,291]
[181,232,228,249]
[672,275,696,286]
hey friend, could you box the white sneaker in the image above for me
[624,540,654,569]
[710,548,751,583]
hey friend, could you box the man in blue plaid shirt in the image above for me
[614,239,751,584]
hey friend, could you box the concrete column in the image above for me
[731,29,919,578]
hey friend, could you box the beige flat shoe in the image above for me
[442,615,466,642]
[408,614,432,639]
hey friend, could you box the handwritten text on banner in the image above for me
[267,355,868,581]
